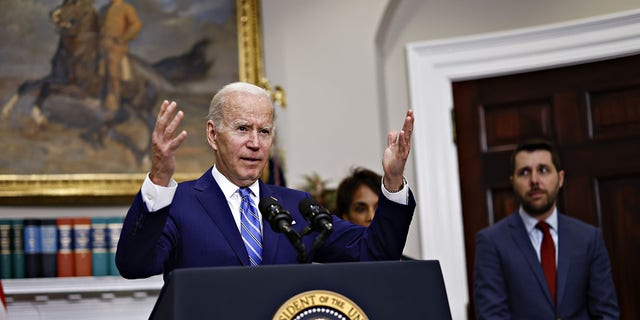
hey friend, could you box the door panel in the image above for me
[599,176,640,319]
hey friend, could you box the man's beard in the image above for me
[517,187,559,217]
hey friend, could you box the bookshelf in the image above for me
[1,206,165,319]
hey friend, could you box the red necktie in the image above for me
[536,222,556,304]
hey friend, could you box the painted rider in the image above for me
[99,0,142,113]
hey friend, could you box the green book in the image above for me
[0,219,11,279]
[91,217,109,276]
[11,219,25,278]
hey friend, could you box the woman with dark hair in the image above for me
[335,167,382,227]
[336,167,413,260]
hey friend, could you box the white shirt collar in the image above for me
[518,206,558,233]
[211,165,260,198]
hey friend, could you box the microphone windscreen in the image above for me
[298,197,318,215]
[259,196,280,216]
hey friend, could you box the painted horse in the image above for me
[1,0,165,163]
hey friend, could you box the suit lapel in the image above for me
[258,181,285,264]
[556,214,570,307]
[193,170,250,266]
[507,212,555,306]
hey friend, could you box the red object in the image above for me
[1,279,7,319]
[536,222,556,304]
[73,218,92,277]
[57,218,75,277]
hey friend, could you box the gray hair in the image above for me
[207,82,273,130]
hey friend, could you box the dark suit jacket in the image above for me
[116,168,416,280]
[473,211,619,319]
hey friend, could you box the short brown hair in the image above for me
[510,138,562,174]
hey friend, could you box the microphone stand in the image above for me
[283,227,308,264]
[299,226,332,263]
[307,229,332,263]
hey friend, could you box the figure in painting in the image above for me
[2,0,101,126]
[98,0,142,114]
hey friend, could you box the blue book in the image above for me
[40,219,58,278]
[24,219,42,278]
[11,219,25,278]
[106,216,124,276]
[0,220,11,279]
[91,217,109,276]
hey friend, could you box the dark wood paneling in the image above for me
[488,186,517,224]
[480,99,552,152]
[598,175,640,319]
[561,175,597,227]
[588,86,640,140]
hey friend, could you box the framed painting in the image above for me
[0,0,266,204]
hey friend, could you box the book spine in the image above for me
[107,216,123,276]
[56,218,75,277]
[0,220,11,279]
[11,219,25,279]
[91,217,109,276]
[40,219,58,278]
[72,217,92,277]
[24,219,43,278]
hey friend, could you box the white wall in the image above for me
[260,0,639,319]
[261,0,388,190]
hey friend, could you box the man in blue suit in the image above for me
[473,139,619,319]
[116,82,416,280]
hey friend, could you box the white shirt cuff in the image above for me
[381,178,409,205]
[141,173,178,212]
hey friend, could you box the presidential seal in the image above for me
[272,290,368,320]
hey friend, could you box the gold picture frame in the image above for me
[0,0,266,205]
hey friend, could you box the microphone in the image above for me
[259,196,308,263]
[258,196,294,233]
[298,198,333,233]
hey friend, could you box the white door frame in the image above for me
[406,9,640,320]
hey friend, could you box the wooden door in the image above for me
[453,54,640,319]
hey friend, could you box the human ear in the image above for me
[207,120,218,150]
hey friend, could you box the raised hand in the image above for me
[149,100,188,186]
[382,109,414,191]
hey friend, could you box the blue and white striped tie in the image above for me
[239,188,262,266]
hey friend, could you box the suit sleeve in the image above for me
[115,192,175,279]
[315,189,416,262]
[474,230,511,320]
[587,229,619,319]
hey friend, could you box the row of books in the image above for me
[0,217,123,279]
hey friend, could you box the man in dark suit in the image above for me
[116,82,416,280]
[473,139,619,319]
